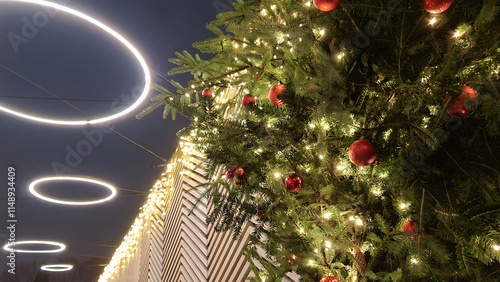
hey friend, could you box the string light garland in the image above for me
[3,240,66,253]
[99,138,198,281]
[41,264,74,272]
[28,176,117,206]
[0,0,151,126]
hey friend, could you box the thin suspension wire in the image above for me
[0,63,168,163]
[151,68,170,83]
[65,252,110,259]
[0,63,87,116]
[69,242,118,248]
[103,124,168,162]
[116,187,148,194]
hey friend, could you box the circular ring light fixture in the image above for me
[29,176,117,205]
[3,240,66,253]
[41,264,74,272]
[0,0,151,125]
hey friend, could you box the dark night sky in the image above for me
[0,0,229,280]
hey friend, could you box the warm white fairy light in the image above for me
[337,53,344,60]
[274,172,281,179]
[371,187,382,196]
[429,17,437,25]
[308,259,315,265]
[325,241,332,248]
[493,245,500,251]
[356,218,363,226]
[411,258,419,264]
[453,31,461,38]
[99,139,196,282]
[319,29,325,36]
[319,155,324,160]
[261,9,267,16]
[270,4,276,10]
[305,1,311,7]
[0,0,151,126]
[323,212,331,219]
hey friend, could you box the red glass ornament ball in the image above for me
[235,167,244,176]
[447,86,477,117]
[226,171,235,179]
[235,180,241,186]
[285,173,303,193]
[268,84,287,107]
[402,219,416,233]
[242,94,256,108]
[202,88,213,97]
[256,209,265,218]
[422,0,453,14]
[348,140,377,167]
[320,276,340,282]
[314,0,340,12]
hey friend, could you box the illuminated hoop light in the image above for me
[41,264,74,272]
[29,176,117,205]
[0,0,151,125]
[3,240,66,253]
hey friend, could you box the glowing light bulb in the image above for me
[305,1,311,7]
[271,4,276,10]
[325,241,331,248]
[494,245,500,251]
[429,17,437,25]
[323,212,331,219]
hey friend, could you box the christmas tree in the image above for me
[138,0,500,280]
